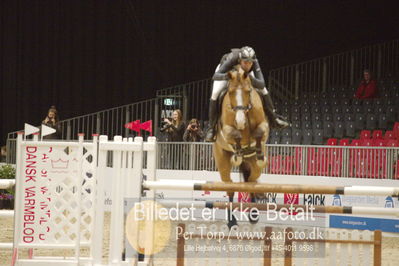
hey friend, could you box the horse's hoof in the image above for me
[227,219,238,230]
[256,157,267,168]
[231,155,243,166]
[254,193,266,200]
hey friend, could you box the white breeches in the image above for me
[210,64,269,100]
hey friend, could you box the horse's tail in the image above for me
[239,161,251,182]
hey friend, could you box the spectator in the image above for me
[355,69,378,99]
[0,146,6,162]
[183,119,204,142]
[161,109,185,142]
[42,106,61,139]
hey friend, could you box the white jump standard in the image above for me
[143,180,399,197]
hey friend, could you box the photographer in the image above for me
[42,106,61,139]
[183,118,204,142]
[160,109,185,142]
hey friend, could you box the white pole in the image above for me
[143,136,157,263]
[12,132,24,266]
[344,186,399,196]
[0,210,14,217]
[75,133,84,264]
[127,137,143,198]
[92,135,108,265]
[143,181,196,191]
[352,207,399,217]
[88,134,98,262]
[109,135,124,264]
[126,137,144,263]
[0,179,15,189]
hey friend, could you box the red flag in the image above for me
[124,120,141,132]
[140,120,153,136]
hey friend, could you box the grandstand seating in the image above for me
[268,81,399,178]
[272,81,399,146]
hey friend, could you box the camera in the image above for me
[160,117,173,132]
[161,117,172,126]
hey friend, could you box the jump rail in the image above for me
[158,200,399,217]
[143,180,399,197]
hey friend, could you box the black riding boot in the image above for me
[205,100,218,142]
[262,94,289,129]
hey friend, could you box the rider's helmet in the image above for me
[239,46,256,62]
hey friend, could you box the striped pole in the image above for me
[143,180,399,197]
[157,200,399,217]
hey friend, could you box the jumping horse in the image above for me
[213,65,270,227]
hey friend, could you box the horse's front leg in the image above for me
[222,125,243,167]
[252,122,268,168]
[213,142,237,229]
[231,137,243,166]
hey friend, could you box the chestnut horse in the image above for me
[213,66,270,225]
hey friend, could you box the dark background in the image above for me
[1,0,398,145]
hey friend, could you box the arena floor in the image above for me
[1,213,399,266]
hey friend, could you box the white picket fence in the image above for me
[6,132,155,265]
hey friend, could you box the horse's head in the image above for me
[227,66,252,130]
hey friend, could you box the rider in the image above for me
[205,46,289,142]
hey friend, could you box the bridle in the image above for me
[230,86,253,113]
[232,103,252,112]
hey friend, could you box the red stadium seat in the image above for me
[373,139,386,147]
[361,139,373,146]
[395,160,399,180]
[327,138,338,146]
[330,139,350,176]
[317,147,329,176]
[329,146,343,177]
[339,139,350,146]
[372,130,383,139]
[360,130,371,140]
[394,122,399,139]
[361,139,374,177]
[324,139,340,176]
[282,155,294,174]
[294,147,303,175]
[371,139,387,178]
[385,139,399,178]
[386,140,399,147]
[269,155,283,174]
[307,148,318,175]
[351,139,362,146]
[349,140,362,177]
[384,130,395,140]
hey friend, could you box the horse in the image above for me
[213,65,270,226]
